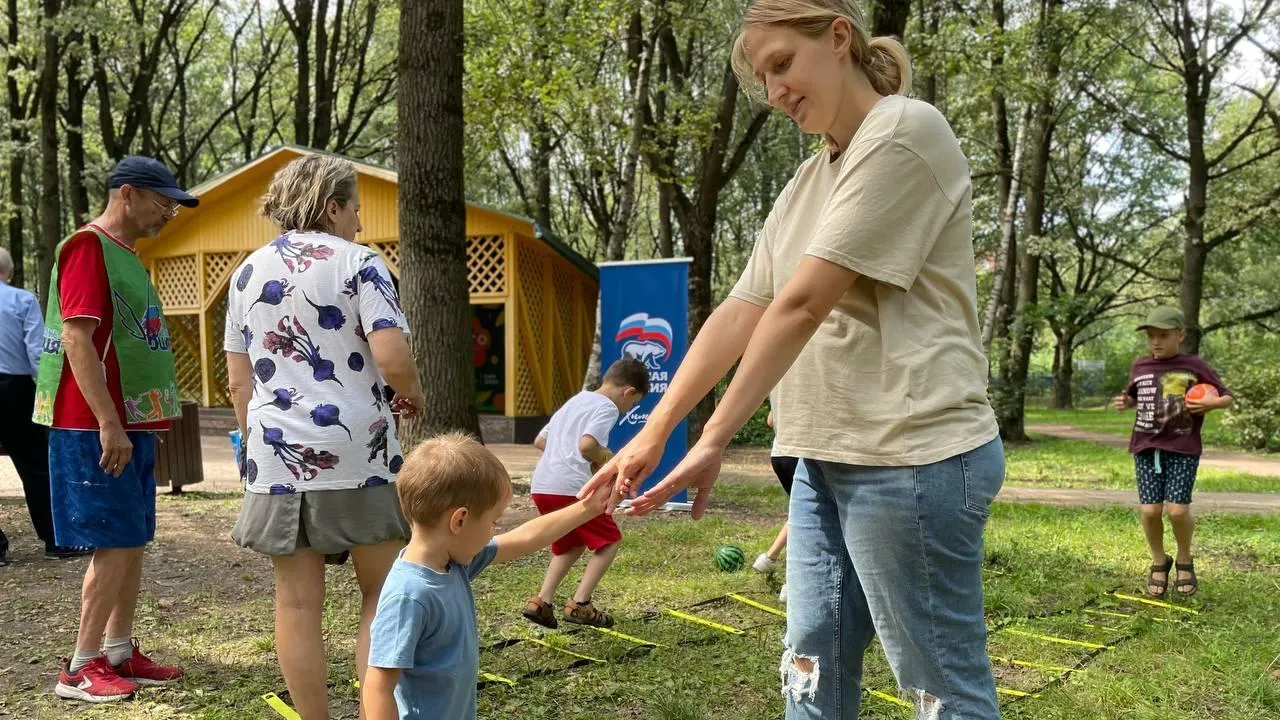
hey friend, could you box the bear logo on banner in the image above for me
[615,312,673,370]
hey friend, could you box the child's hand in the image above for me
[1113,393,1133,411]
[583,475,622,514]
[1185,395,1220,415]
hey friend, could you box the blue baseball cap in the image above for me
[107,156,199,208]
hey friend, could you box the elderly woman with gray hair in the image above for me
[224,154,424,718]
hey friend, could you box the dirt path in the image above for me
[1027,424,1280,478]
[3,439,1277,517]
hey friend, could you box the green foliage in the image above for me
[730,400,773,448]
[1202,331,1280,452]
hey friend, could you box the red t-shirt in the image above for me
[51,225,170,431]
[1124,354,1230,456]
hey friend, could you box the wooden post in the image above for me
[540,252,555,414]
[504,233,517,418]
[196,253,213,407]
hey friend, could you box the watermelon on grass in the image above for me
[715,544,746,572]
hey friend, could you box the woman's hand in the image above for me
[626,441,724,519]
[391,390,425,418]
[578,428,668,508]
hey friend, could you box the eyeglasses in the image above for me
[145,193,181,217]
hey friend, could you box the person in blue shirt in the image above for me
[361,432,617,720]
[0,248,91,565]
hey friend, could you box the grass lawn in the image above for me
[1025,404,1139,437]
[1013,405,1279,494]
[2,474,1278,720]
[1026,404,1241,448]
[1004,437,1280,494]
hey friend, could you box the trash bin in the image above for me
[155,400,204,493]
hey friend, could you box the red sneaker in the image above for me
[55,656,137,702]
[112,639,184,686]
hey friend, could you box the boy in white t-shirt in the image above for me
[521,358,649,628]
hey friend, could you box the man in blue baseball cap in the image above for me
[37,155,196,703]
[105,155,199,238]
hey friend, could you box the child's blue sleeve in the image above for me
[466,538,500,580]
[368,593,431,669]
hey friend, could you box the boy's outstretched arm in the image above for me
[494,482,619,564]
[361,666,401,720]
[579,435,613,467]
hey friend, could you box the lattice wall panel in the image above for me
[207,296,231,406]
[156,256,199,309]
[581,287,598,365]
[371,242,400,276]
[168,315,202,403]
[467,235,506,294]
[552,264,578,363]
[203,253,240,300]
[516,335,540,416]
[515,242,549,415]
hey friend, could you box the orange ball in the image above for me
[1185,383,1219,402]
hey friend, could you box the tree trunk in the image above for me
[65,34,90,227]
[1050,332,1074,410]
[289,0,313,147]
[998,0,1062,443]
[37,0,61,307]
[980,0,1015,357]
[869,0,911,38]
[683,213,716,441]
[982,106,1029,356]
[919,0,937,104]
[582,304,604,392]
[7,0,27,290]
[583,37,655,392]
[397,0,478,443]
[1179,240,1207,354]
[1179,41,1209,355]
[310,0,337,149]
[532,114,553,232]
[657,183,674,257]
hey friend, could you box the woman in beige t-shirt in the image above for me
[582,1,1003,717]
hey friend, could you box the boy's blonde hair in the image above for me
[396,432,512,526]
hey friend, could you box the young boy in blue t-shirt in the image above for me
[361,433,616,720]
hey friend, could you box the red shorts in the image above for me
[531,493,622,556]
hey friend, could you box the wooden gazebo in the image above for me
[135,145,597,441]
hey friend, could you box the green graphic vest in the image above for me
[33,229,181,427]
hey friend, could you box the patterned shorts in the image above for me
[1134,449,1199,505]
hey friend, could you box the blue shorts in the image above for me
[1134,449,1199,505]
[50,429,158,548]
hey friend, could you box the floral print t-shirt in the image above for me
[224,231,408,494]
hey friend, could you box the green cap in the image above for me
[1137,306,1185,330]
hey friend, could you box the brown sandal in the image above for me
[522,596,558,629]
[563,599,614,628]
[1146,555,1173,598]
[1174,559,1198,596]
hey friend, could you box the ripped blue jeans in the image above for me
[783,438,1004,719]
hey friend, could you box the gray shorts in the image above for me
[231,483,409,557]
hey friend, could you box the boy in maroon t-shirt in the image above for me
[1114,306,1232,599]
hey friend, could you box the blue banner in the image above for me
[598,259,690,504]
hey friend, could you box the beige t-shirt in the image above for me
[730,95,998,466]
